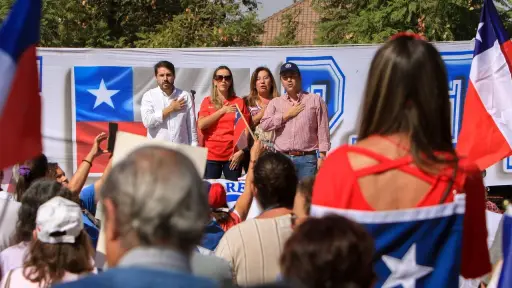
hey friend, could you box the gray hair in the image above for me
[100,146,209,253]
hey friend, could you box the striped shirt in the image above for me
[259,91,330,153]
[214,214,293,286]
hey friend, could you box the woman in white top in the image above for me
[1,196,95,288]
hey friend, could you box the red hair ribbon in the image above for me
[390,32,427,41]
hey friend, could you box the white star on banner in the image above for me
[476,22,484,42]
[381,244,433,288]
[87,79,119,109]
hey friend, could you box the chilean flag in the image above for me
[73,66,146,174]
[457,0,512,169]
[312,195,467,287]
[233,109,249,152]
[0,0,42,169]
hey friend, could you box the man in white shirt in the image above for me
[141,61,198,145]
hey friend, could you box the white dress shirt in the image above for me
[141,87,198,145]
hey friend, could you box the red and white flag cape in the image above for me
[457,0,512,169]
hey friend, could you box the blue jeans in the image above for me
[205,160,242,181]
[288,154,318,180]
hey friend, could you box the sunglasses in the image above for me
[214,75,232,81]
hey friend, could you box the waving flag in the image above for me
[498,206,512,287]
[0,0,42,169]
[233,108,249,151]
[312,195,467,287]
[457,0,512,169]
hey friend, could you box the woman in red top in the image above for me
[198,66,250,181]
[313,33,491,282]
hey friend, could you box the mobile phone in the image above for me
[108,122,118,153]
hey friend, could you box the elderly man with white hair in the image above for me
[57,146,219,288]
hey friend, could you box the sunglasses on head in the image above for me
[215,75,232,81]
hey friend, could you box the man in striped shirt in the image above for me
[260,62,330,179]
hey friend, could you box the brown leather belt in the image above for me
[283,151,316,156]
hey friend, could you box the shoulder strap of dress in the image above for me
[5,269,13,288]
[439,161,459,204]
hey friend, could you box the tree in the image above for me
[271,7,301,46]
[0,0,184,47]
[312,0,512,44]
[135,0,263,48]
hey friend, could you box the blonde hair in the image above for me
[210,66,236,109]
[247,67,279,107]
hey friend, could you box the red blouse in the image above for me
[313,143,491,279]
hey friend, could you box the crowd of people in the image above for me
[0,33,507,287]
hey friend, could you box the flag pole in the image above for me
[235,104,257,140]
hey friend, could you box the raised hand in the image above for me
[89,132,109,160]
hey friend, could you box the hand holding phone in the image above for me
[108,122,118,153]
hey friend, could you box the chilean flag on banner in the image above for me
[73,66,146,174]
[0,0,43,169]
[457,0,512,169]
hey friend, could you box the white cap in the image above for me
[36,196,83,244]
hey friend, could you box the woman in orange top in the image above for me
[198,66,250,181]
[312,33,491,283]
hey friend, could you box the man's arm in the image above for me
[259,101,284,132]
[141,91,164,129]
[68,133,108,194]
[233,141,264,220]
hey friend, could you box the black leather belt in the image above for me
[283,151,316,156]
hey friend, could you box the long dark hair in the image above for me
[15,154,49,201]
[210,65,236,109]
[23,230,94,286]
[281,215,375,288]
[14,180,77,244]
[247,67,279,107]
[358,35,456,171]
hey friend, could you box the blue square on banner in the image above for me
[439,51,472,144]
[74,66,133,122]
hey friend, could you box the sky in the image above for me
[257,0,295,19]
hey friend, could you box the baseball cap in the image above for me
[203,181,227,209]
[36,196,84,244]
[280,62,300,75]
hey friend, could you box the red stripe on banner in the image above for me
[0,45,42,169]
[457,82,512,169]
[76,122,146,173]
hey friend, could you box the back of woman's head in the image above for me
[15,154,49,201]
[359,35,455,169]
[253,152,297,210]
[281,215,375,288]
[15,180,76,243]
[24,230,94,286]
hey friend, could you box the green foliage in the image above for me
[0,0,261,48]
[0,0,184,47]
[312,0,512,44]
[271,7,301,46]
[136,0,263,48]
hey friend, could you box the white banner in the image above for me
[27,43,510,187]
